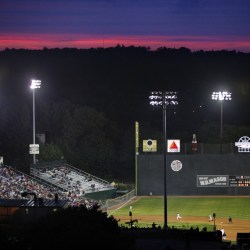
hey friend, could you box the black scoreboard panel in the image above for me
[229,176,250,187]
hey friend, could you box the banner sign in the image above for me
[197,175,228,187]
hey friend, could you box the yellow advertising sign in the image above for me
[143,139,157,152]
[135,121,139,149]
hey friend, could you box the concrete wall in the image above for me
[137,154,250,196]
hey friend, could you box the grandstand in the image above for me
[0,165,67,200]
[0,163,114,210]
[30,162,116,197]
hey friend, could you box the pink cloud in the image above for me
[1,34,250,52]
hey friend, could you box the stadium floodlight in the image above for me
[149,91,178,229]
[211,91,232,154]
[30,79,41,164]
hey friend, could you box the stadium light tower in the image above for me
[211,91,232,154]
[30,79,41,164]
[149,91,178,229]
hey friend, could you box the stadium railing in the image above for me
[104,189,135,210]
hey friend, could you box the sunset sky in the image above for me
[1,0,250,52]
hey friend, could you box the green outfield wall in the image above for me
[137,154,250,196]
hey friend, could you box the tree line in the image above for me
[0,46,249,182]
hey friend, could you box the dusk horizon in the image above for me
[1,0,250,52]
[1,34,250,52]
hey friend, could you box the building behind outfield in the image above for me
[137,143,250,196]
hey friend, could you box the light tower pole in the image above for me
[211,91,232,154]
[149,91,178,229]
[30,79,41,164]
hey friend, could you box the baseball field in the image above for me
[108,196,250,242]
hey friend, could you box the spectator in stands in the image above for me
[55,193,59,202]
[0,165,102,210]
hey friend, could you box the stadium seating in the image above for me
[0,165,67,200]
[30,163,114,196]
[0,165,100,208]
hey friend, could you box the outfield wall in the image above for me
[137,154,250,196]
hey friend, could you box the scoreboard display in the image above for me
[229,176,250,187]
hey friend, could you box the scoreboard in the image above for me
[229,176,250,187]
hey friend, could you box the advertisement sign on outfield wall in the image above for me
[167,139,180,152]
[143,139,157,152]
[197,175,228,187]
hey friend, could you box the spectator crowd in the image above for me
[0,165,99,208]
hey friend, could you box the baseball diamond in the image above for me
[109,196,250,242]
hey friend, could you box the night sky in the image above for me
[1,0,250,52]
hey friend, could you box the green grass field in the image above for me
[109,196,250,229]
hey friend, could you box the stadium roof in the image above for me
[0,199,68,208]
